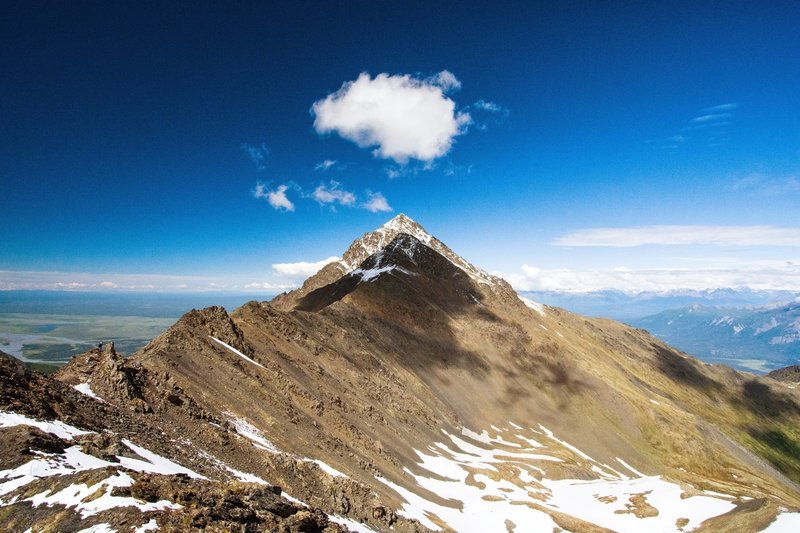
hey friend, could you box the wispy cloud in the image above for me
[242,143,270,170]
[272,256,340,278]
[426,70,462,92]
[467,99,509,131]
[649,103,738,148]
[0,270,237,292]
[311,71,471,164]
[311,181,356,208]
[502,263,800,292]
[554,225,800,247]
[702,103,738,113]
[730,172,800,195]
[361,191,393,213]
[690,112,732,123]
[254,183,295,211]
[314,159,337,172]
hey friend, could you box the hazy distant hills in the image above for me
[522,288,800,321]
[632,301,800,373]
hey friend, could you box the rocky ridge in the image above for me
[3,214,800,532]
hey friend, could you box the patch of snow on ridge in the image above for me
[542,475,734,532]
[308,459,348,478]
[74,382,103,401]
[133,519,159,533]
[616,457,646,477]
[195,447,269,484]
[762,512,800,532]
[119,440,205,479]
[226,414,278,452]
[1,446,116,498]
[209,336,265,369]
[519,295,546,316]
[330,515,379,533]
[77,524,116,533]
[27,471,180,518]
[376,423,736,532]
[0,411,91,440]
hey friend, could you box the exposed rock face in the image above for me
[3,215,800,532]
[767,365,800,382]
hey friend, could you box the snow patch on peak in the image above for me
[380,214,433,245]
[352,264,415,282]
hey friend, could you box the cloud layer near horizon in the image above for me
[272,256,340,278]
[311,71,471,163]
[503,264,800,293]
[555,225,800,247]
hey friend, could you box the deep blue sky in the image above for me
[2,1,799,292]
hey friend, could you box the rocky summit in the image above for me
[2,214,800,532]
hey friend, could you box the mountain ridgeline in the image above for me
[2,214,800,532]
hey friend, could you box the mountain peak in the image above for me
[272,214,526,312]
[339,213,433,270]
[379,213,428,237]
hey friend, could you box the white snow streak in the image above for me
[119,440,205,479]
[209,336,265,369]
[519,295,546,315]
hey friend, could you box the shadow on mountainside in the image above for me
[312,272,494,378]
[653,344,723,392]
[738,380,800,419]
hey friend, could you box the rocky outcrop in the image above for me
[767,365,800,382]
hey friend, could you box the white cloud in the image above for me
[314,159,337,171]
[554,226,800,247]
[254,183,295,211]
[272,256,340,278]
[502,264,800,293]
[427,70,462,92]
[311,71,471,163]
[312,181,356,207]
[361,191,393,213]
[702,103,738,113]
[472,99,505,113]
[242,143,269,170]
[691,112,732,123]
[730,173,800,195]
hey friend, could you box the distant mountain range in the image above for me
[633,301,800,373]
[522,289,800,321]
